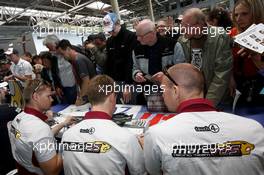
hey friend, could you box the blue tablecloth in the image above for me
[51,104,70,113]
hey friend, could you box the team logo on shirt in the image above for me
[194,123,220,133]
[80,127,95,134]
[10,125,21,139]
[63,141,111,153]
[95,141,111,153]
[171,141,255,157]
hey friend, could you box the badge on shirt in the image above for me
[191,49,202,70]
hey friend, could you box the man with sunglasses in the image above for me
[8,80,74,175]
[143,63,264,175]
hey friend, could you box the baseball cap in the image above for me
[4,48,19,55]
[103,13,118,33]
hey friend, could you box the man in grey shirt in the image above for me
[57,39,96,106]
[43,34,77,104]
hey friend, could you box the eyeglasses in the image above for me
[136,30,153,38]
[162,67,178,86]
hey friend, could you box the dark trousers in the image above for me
[236,73,264,106]
[62,85,77,104]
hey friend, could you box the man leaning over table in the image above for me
[142,63,264,175]
[62,75,146,175]
[8,79,75,175]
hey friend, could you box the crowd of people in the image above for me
[1,0,264,174]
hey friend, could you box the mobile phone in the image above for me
[143,74,152,82]
[144,74,160,85]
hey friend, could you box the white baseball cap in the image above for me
[103,13,118,33]
[5,48,19,55]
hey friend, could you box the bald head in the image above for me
[162,63,205,112]
[136,19,157,46]
[136,19,156,34]
[167,63,205,95]
[183,8,206,25]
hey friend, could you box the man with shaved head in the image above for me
[132,19,185,104]
[162,63,207,112]
[143,63,264,175]
[178,8,233,108]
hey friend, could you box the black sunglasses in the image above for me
[33,80,50,93]
[162,67,178,86]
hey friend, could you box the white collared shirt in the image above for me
[8,112,56,175]
[10,58,34,86]
[62,119,145,175]
[144,111,264,175]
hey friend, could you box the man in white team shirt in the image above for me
[8,79,74,175]
[4,48,34,86]
[62,75,145,175]
[144,63,264,175]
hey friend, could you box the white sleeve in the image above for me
[10,64,15,74]
[132,50,141,81]
[33,137,57,163]
[124,134,146,175]
[144,131,162,175]
[173,42,185,64]
[24,62,34,76]
[32,124,57,163]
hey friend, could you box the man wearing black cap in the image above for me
[4,48,34,87]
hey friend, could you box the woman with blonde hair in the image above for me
[232,0,264,33]
[229,0,264,105]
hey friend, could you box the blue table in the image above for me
[51,104,70,113]
[234,106,264,127]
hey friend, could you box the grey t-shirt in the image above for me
[56,54,75,87]
[76,53,96,79]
